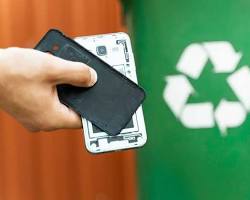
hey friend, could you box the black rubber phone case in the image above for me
[35,29,146,135]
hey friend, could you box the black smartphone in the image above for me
[35,29,146,136]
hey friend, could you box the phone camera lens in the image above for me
[96,46,107,56]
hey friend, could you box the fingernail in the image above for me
[89,67,98,86]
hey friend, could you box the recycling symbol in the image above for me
[163,41,250,136]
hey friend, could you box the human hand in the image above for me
[0,47,97,132]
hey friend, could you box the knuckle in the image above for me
[40,54,53,69]
[4,47,22,60]
[39,57,59,81]
[41,56,64,81]
[5,47,27,61]
[44,67,58,82]
[6,47,21,53]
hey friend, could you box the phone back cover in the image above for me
[35,29,146,135]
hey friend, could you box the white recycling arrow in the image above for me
[177,42,241,80]
[164,41,248,136]
[177,43,208,79]
[214,99,246,136]
[203,41,242,73]
[180,103,214,128]
[163,75,193,117]
[227,66,250,111]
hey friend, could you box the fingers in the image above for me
[44,53,97,87]
[56,103,82,129]
[46,102,82,131]
[40,53,93,130]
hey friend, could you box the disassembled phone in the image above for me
[35,29,145,136]
[75,33,147,153]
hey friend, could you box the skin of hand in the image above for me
[0,47,97,132]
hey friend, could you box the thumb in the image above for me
[47,55,98,87]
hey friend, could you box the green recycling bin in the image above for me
[122,0,250,200]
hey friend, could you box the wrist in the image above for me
[0,48,5,76]
[0,48,4,59]
[0,48,7,67]
[0,48,8,97]
[0,49,5,108]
